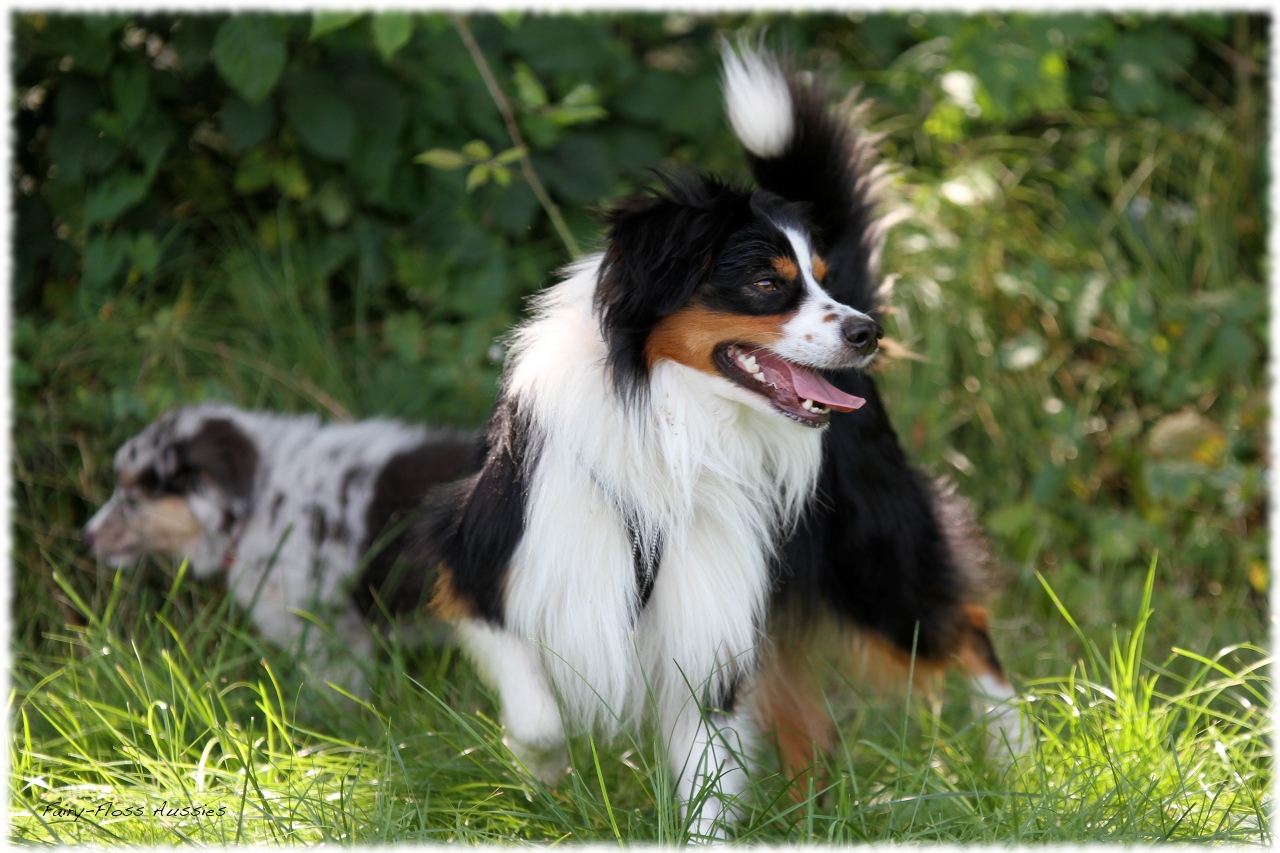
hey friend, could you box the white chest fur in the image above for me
[502,260,825,734]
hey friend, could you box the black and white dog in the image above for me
[418,44,914,835]
[83,402,472,693]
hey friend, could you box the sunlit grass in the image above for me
[11,555,1269,845]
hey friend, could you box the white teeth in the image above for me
[737,353,761,374]
[800,399,828,415]
[753,371,767,382]
[802,399,813,411]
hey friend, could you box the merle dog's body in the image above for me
[83,403,472,693]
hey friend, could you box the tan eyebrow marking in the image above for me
[772,256,799,281]
[811,255,828,282]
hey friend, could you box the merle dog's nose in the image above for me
[842,317,883,355]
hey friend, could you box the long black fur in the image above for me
[595,172,754,403]
[746,75,883,316]
[414,394,534,626]
[355,433,475,615]
[750,66,982,660]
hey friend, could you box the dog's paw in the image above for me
[980,693,1034,763]
[504,735,569,787]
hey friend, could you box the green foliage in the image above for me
[213,16,286,104]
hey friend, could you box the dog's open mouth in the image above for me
[714,343,866,426]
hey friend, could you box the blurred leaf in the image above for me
[221,96,277,152]
[109,64,149,129]
[314,181,350,227]
[91,109,127,143]
[461,139,492,160]
[213,16,286,104]
[283,74,355,161]
[1247,560,1267,594]
[561,83,599,108]
[371,13,413,61]
[544,104,607,127]
[415,148,466,170]
[465,163,490,192]
[310,12,363,40]
[127,232,161,274]
[233,147,275,194]
[83,171,149,227]
[513,62,548,108]
[273,157,311,200]
[1147,410,1223,460]
[497,11,524,29]
[494,146,525,166]
[81,231,129,295]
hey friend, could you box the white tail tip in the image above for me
[720,36,794,159]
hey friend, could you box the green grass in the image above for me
[10,559,1270,844]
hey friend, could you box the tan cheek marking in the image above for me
[823,313,839,323]
[645,304,790,374]
[811,255,828,282]
[772,256,799,281]
[136,495,204,554]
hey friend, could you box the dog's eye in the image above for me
[753,279,778,293]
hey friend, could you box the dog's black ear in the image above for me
[595,173,753,402]
[175,418,259,505]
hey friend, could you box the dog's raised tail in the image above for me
[721,37,885,315]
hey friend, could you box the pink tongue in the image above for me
[747,346,867,412]
[784,362,866,412]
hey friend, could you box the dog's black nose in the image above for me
[842,317,883,355]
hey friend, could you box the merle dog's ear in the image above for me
[595,174,752,400]
[175,418,259,504]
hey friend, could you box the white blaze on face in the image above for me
[771,226,876,370]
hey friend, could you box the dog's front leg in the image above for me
[297,600,376,699]
[666,698,758,841]
[229,560,375,697]
[456,618,569,786]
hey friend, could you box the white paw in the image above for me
[504,735,569,787]
[980,695,1034,762]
